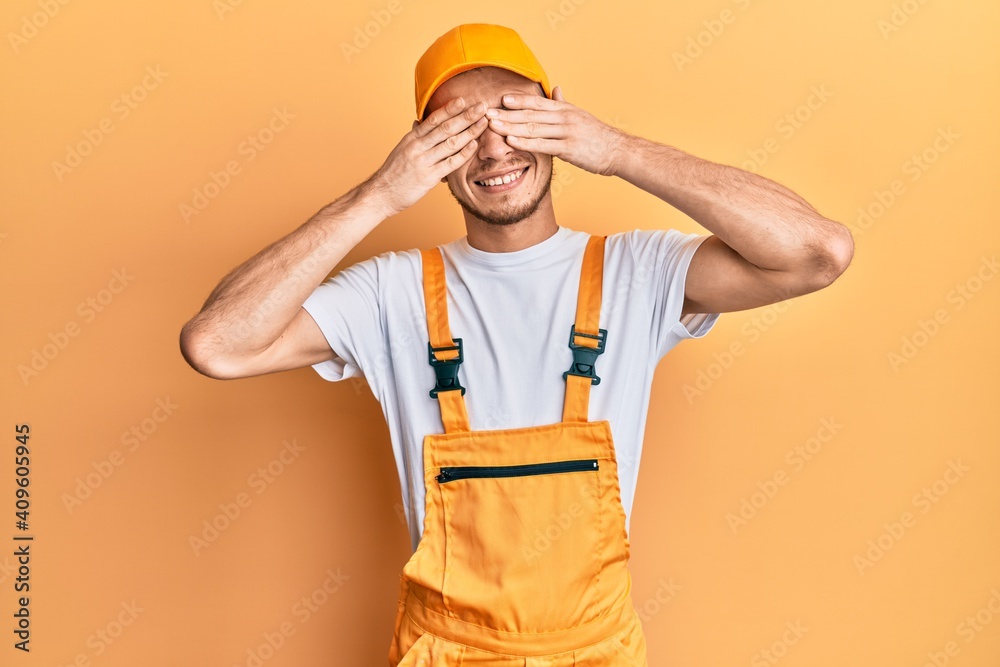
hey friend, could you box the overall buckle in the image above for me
[563,324,607,385]
[427,338,466,398]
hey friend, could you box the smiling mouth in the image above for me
[474,167,529,188]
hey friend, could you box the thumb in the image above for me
[552,85,565,102]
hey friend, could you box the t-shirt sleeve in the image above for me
[626,228,721,360]
[300,254,386,386]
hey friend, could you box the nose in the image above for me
[476,123,514,162]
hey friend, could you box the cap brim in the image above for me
[416,62,551,120]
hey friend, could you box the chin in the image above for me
[447,163,553,227]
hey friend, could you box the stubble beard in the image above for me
[447,163,553,227]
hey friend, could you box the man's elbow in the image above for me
[179,323,237,380]
[831,221,856,273]
[801,221,855,293]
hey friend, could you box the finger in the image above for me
[412,97,480,139]
[426,116,487,166]
[432,136,480,179]
[503,134,563,155]
[485,108,563,125]
[411,96,464,138]
[488,118,568,141]
[421,101,488,148]
[501,93,563,112]
[553,86,566,103]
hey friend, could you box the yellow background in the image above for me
[2,0,998,665]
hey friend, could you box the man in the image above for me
[180,23,852,667]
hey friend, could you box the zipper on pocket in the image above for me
[436,458,599,484]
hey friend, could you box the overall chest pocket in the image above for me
[436,457,607,633]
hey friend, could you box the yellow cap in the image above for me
[414,24,551,121]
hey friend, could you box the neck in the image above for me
[464,205,559,253]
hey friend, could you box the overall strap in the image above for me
[421,247,471,434]
[562,235,608,423]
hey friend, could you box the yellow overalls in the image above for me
[388,234,649,666]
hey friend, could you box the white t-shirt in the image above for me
[302,225,720,552]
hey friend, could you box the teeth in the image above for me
[476,168,525,187]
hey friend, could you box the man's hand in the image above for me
[484,86,629,177]
[370,97,489,217]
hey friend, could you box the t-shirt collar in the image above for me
[456,225,569,268]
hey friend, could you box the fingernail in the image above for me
[491,118,504,126]
[486,108,499,117]
[503,95,514,104]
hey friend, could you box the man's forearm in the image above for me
[612,134,852,276]
[180,178,389,367]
